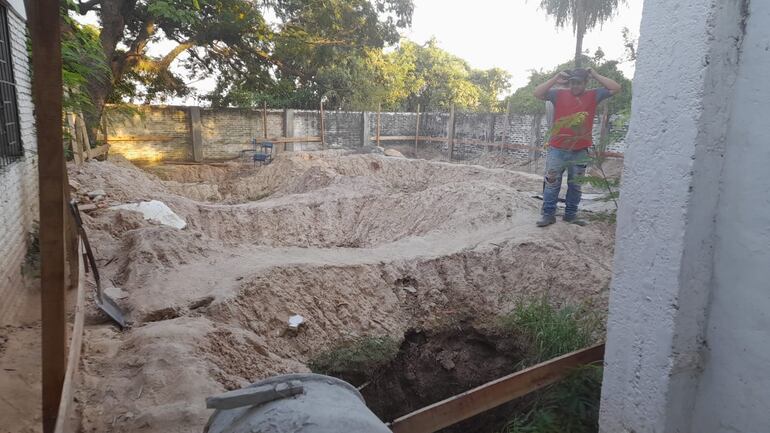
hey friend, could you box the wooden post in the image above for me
[67,114,82,165]
[376,103,381,148]
[414,104,421,154]
[29,2,66,432]
[448,105,456,161]
[75,114,92,160]
[262,101,268,139]
[319,101,325,149]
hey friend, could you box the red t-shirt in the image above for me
[546,88,612,150]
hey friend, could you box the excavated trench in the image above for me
[324,327,532,433]
[69,152,614,433]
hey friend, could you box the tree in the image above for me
[67,0,414,132]
[536,0,626,67]
[506,56,631,116]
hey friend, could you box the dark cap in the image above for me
[568,68,590,82]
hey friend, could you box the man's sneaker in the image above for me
[536,215,556,227]
[564,215,587,226]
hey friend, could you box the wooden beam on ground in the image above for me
[52,240,86,433]
[389,343,605,433]
[103,135,175,142]
[89,144,110,159]
[28,1,66,431]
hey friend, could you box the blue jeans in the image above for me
[542,147,590,218]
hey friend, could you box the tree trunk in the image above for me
[574,24,586,67]
[574,1,587,68]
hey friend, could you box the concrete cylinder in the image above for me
[204,373,391,433]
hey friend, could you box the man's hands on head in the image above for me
[556,71,570,85]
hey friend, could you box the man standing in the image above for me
[533,68,621,227]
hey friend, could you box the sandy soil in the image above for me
[48,150,618,433]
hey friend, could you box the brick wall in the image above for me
[0,8,39,325]
[105,105,628,162]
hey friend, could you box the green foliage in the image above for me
[506,56,631,116]
[585,210,617,224]
[537,0,625,36]
[214,37,511,112]
[60,7,109,114]
[501,298,599,365]
[536,0,626,66]
[499,299,603,433]
[308,336,400,376]
[501,365,603,433]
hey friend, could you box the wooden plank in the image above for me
[67,114,82,165]
[89,144,110,159]
[190,107,203,162]
[28,1,67,431]
[52,240,86,433]
[389,344,605,433]
[104,135,175,142]
[75,114,92,160]
[319,101,325,149]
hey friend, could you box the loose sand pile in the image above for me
[67,150,614,433]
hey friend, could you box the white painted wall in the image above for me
[690,1,770,432]
[600,0,770,432]
[0,5,37,325]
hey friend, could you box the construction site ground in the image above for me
[0,150,616,433]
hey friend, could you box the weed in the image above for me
[501,365,603,433]
[499,298,604,433]
[308,336,399,376]
[21,223,41,278]
[585,210,616,224]
[501,298,599,365]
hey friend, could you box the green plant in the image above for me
[585,210,617,224]
[501,365,603,433]
[308,336,400,376]
[501,298,599,365]
[499,299,603,433]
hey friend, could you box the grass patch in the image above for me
[21,224,41,278]
[585,210,616,224]
[501,298,599,365]
[308,336,400,376]
[499,298,603,433]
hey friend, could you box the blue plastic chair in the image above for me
[253,140,274,166]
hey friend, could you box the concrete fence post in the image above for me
[189,106,203,162]
[283,109,294,152]
[361,112,370,147]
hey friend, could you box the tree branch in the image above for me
[157,42,194,70]
[77,0,102,12]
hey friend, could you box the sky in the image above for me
[403,0,644,90]
[80,0,643,103]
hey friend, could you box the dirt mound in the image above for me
[67,150,614,433]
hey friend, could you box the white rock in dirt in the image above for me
[87,189,106,198]
[288,314,305,330]
[383,148,405,158]
[104,286,129,300]
[109,200,187,229]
